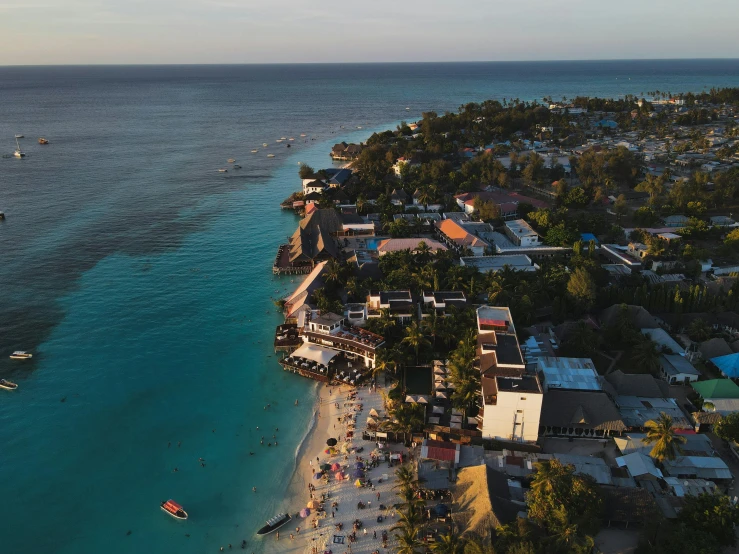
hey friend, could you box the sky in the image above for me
[2,0,739,65]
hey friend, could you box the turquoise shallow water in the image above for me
[1,61,739,553]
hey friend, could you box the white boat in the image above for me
[276,139,283,143]
[218,168,228,173]
[267,154,275,158]
[280,137,286,140]
[262,143,268,147]
[251,149,258,153]
[289,137,295,141]
[227,158,235,163]
[13,137,25,158]
[300,134,307,137]
[9,351,32,360]
[0,379,18,391]
[405,107,410,110]
[15,134,23,139]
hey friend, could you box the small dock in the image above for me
[272,244,312,275]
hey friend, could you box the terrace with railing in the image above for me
[301,312,385,361]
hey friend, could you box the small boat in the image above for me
[276,139,283,143]
[262,143,268,147]
[286,144,291,148]
[256,513,291,536]
[267,154,275,158]
[218,168,228,173]
[280,137,286,140]
[300,133,307,137]
[15,134,23,139]
[405,107,410,110]
[288,137,295,141]
[9,351,32,360]
[233,164,242,169]
[13,137,25,158]
[251,149,258,153]
[0,379,18,391]
[161,499,188,520]
[227,158,235,163]
[0,212,5,220]
[38,138,49,144]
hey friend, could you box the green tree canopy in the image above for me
[715,412,739,443]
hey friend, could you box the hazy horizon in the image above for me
[3,0,739,66]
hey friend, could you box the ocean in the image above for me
[1,60,739,553]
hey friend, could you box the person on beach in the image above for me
[276,531,279,541]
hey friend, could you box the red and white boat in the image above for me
[161,499,188,520]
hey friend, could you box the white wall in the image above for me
[481,390,542,443]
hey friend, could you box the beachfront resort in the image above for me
[270,88,739,553]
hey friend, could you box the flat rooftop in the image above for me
[505,219,538,238]
[460,255,536,272]
[538,357,601,391]
[497,375,542,394]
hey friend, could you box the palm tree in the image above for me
[402,321,431,364]
[394,464,418,492]
[630,336,662,375]
[415,241,433,264]
[323,258,342,286]
[383,403,424,444]
[393,526,423,554]
[421,311,442,348]
[643,412,686,462]
[462,537,496,554]
[431,530,466,554]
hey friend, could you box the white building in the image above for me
[503,220,541,247]
[476,306,543,443]
[300,311,384,368]
[480,374,543,442]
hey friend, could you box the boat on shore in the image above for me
[256,513,291,536]
[161,499,188,520]
[0,379,18,390]
[38,137,49,144]
[9,351,32,360]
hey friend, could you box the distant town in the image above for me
[274,87,739,554]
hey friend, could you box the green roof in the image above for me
[692,379,739,400]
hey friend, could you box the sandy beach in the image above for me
[261,379,409,554]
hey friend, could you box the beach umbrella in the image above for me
[366,417,377,426]
[313,472,323,480]
[354,462,365,469]
[324,448,331,454]
[299,508,311,518]
[307,500,320,509]
[331,463,341,471]
[351,469,364,478]
[369,408,379,418]
[326,438,337,446]
[335,471,344,480]
[354,479,363,487]
[320,463,331,471]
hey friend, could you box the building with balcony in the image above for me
[299,311,385,368]
[422,291,467,315]
[367,290,417,322]
[475,306,543,443]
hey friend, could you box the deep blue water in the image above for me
[1,60,739,553]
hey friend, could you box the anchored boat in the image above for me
[9,351,32,360]
[256,513,291,536]
[0,379,18,390]
[161,499,188,520]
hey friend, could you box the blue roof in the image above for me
[581,233,599,244]
[710,352,739,378]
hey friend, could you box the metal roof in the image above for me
[537,357,601,391]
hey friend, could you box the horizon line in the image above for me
[1,57,739,68]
